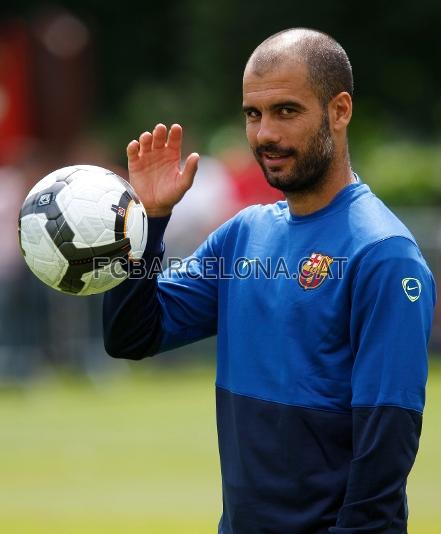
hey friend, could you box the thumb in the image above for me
[181,152,200,190]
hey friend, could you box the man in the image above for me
[103,28,436,533]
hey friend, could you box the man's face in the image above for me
[243,61,335,194]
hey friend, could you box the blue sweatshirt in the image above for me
[103,182,436,533]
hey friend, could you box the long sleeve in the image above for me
[330,237,436,532]
[102,215,170,359]
[103,213,235,359]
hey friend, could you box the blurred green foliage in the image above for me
[356,141,441,206]
[2,0,440,204]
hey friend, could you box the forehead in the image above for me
[243,61,317,107]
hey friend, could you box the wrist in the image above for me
[145,206,172,218]
[145,214,171,255]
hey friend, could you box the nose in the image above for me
[256,116,282,146]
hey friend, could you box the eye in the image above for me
[279,107,296,116]
[244,109,260,120]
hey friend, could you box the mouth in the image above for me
[261,152,293,167]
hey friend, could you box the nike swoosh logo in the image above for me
[239,259,257,272]
[407,285,418,291]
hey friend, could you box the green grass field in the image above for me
[0,360,440,534]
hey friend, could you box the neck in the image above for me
[285,154,355,216]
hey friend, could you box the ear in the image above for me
[328,92,352,132]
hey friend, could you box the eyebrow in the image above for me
[242,100,307,113]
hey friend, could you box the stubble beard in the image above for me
[254,112,336,195]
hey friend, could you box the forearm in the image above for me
[329,406,422,533]
[102,216,170,360]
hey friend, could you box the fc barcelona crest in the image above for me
[299,252,333,290]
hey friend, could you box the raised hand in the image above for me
[127,123,199,217]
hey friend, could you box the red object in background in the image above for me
[232,160,284,208]
[0,21,33,165]
[220,147,284,208]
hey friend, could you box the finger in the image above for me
[181,152,200,189]
[151,123,167,149]
[139,131,153,154]
[127,140,140,160]
[167,124,183,151]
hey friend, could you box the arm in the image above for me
[102,215,169,359]
[103,213,233,359]
[330,237,436,533]
[102,123,199,358]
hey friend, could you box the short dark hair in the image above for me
[247,28,354,106]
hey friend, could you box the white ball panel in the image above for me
[20,214,46,246]
[70,184,107,203]
[125,201,148,259]
[55,180,74,210]
[65,199,107,245]
[20,214,68,286]
[79,261,127,295]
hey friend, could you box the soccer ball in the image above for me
[18,165,148,296]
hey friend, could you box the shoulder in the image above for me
[352,235,436,310]
[214,201,287,235]
[206,201,287,255]
[356,235,433,277]
[351,184,431,256]
[349,189,434,289]
[232,201,288,222]
[347,185,417,248]
[336,183,435,298]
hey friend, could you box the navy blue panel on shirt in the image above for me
[217,387,419,534]
[330,406,421,533]
[216,386,352,534]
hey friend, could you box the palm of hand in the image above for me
[127,123,199,217]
